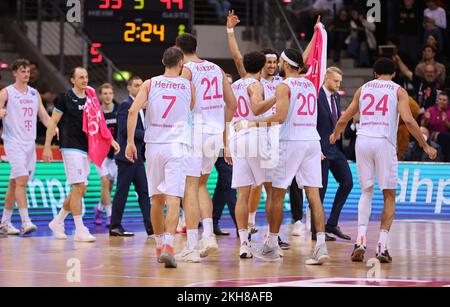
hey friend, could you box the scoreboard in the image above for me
[84,0,191,65]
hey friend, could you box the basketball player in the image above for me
[230,51,277,259]
[227,11,321,247]
[330,58,437,263]
[43,67,119,242]
[235,49,330,265]
[125,47,195,268]
[175,33,237,262]
[94,83,118,227]
[0,58,54,235]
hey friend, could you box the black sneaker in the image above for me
[278,237,290,250]
[351,244,366,262]
[376,244,392,263]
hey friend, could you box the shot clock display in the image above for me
[84,0,190,65]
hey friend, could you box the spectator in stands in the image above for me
[208,0,231,19]
[328,8,351,64]
[424,34,443,61]
[423,0,447,51]
[397,95,421,160]
[415,45,446,87]
[421,92,450,161]
[397,0,423,65]
[403,126,443,161]
[29,62,54,110]
[347,8,376,68]
[310,0,344,26]
[394,54,442,112]
[286,0,315,40]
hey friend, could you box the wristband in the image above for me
[227,28,234,34]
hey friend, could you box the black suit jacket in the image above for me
[114,96,146,163]
[317,88,344,160]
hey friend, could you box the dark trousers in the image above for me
[311,155,353,235]
[212,157,237,228]
[111,159,152,234]
[289,178,304,222]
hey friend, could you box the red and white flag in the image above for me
[306,23,328,94]
[83,86,112,167]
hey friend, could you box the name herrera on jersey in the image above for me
[153,80,187,90]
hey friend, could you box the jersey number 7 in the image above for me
[162,95,176,119]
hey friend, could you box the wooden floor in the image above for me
[1,220,450,287]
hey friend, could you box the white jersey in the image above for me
[231,77,260,123]
[279,77,320,141]
[2,85,39,144]
[260,75,283,118]
[184,60,225,134]
[357,79,401,147]
[144,75,192,145]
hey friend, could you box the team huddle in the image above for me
[0,12,437,268]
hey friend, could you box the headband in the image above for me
[281,51,299,68]
[265,54,278,59]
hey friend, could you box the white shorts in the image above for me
[145,143,188,198]
[185,133,223,177]
[61,150,91,186]
[231,156,267,188]
[95,157,118,181]
[3,141,36,180]
[356,136,398,190]
[272,140,323,190]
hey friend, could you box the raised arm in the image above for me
[302,16,321,63]
[248,81,276,116]
[393,55,413,81]
[226,10,246,78]
[398,87,437,160]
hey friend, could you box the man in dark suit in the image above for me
[109,76,153,237]
[313,67,353,241]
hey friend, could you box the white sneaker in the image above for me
[291,221,306,237]
[21,222,37,235]
[199,235,219,258]
[4,222,20,235]
[175,248,201,263]
[74,227,96,242]
[239,242,253,259]
[49,219,67,240]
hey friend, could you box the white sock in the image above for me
[97,202,105,211]
[267,233,278,248]
[19,208,31,225]
[73,215,85,230]
[155,234,164,248]
[202,218,213,238]
[358,187,374,227]
[378,230,389,250]
[56,208,70,223]
[187,229,199,250]
[316,232,326,246]
[248,212,256,226]
[164,233,175,247]
[105,204,112,217]
[1,209,13,224]
[238,229,249,246]
[357,225,368,246]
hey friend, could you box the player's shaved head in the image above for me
[243,51,266,74]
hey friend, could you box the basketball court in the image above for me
[1,220,449,287]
